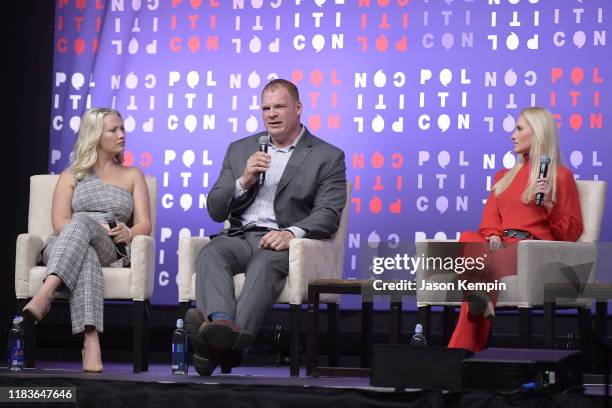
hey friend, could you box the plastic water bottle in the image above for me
[171,318,188,375]
[8,315,24,371]
[410,323,427,347]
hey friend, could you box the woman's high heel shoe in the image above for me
[22,299,51,324]
[82,349,103,373]
[466,292,487,316]
[466,293,496,321]
[483,301,496,321]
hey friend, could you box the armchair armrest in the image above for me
[287,238,344,304]
[15,234,45,299]
[517,240,598,305]
[415,239,460,280]
[415,239,461,305]
[129,235,156,301]
[178,236,211,302]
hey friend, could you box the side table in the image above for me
[544,282,612,373]
[306,278,415,377]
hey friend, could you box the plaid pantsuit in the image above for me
[42,174,133,334]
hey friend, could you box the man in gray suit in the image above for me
[185,79,347,375]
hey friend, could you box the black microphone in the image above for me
[257,135,270,186]
[105,212,128,258]
[535,155,551,206]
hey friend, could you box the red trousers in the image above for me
[447,231,520,352]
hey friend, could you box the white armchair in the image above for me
[415,180,607,347]
[178,183,352,376]
[14,174,157,373]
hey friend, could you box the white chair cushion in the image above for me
[28,266,133,299]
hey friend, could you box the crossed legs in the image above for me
[23,213,117,372]
[196,231,289,337]
[448,232,519,352]
[190,231,289,375]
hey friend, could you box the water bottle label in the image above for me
[172,343,184,353]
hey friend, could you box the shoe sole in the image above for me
[184,309,205,329]
[199,324,253,351]
[184,309,209,357]
[22,308,41,326]
[193,353,216,376]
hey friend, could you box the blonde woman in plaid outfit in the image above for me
[23,108,151,372]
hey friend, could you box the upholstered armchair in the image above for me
[14,174,157,373]
[415,180,607,347]
[178,183,352,377]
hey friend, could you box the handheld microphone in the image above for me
[105,212,128,258]
[257,135,270,186]
[535,155,551,206]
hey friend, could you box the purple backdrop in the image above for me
[49,0,610,305]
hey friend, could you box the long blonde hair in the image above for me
[492,107,562,203]
[69,108,123,180]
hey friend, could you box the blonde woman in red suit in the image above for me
[448,107,583,353]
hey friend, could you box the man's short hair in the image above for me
[262,79,300,102]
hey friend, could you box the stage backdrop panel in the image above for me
[49,0,610,306]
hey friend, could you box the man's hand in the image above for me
[239,151,271,190]
[259,230,294,251]
[488,235,503,252]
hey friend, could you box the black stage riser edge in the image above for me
[462,348,583,392]
[371,345,473,391]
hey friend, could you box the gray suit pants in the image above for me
[43,213,118,334]
[195,230,289,337]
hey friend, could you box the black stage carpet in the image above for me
[0,363,609,408]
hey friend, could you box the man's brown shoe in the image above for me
[220,350,244,374]
[185,308,220,376]
[198,320,253,351]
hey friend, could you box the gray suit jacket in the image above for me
[207,129,347,239]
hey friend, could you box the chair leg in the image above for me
[179,301,191,320]
[417,305,432,344]
[17,299,37,368]
[578,307,592,372]
[442,306,455,345]
[133,300,146,373]
[578,307,591,349]
[361,301,373,368]
[544,301,556,348]
[390,300,402,344]
[142,300,150,372]
[519,307,533,348]
[289,304,300,377]
[307,288,320,377]
[596,302,607,373]
[327,303,339,367]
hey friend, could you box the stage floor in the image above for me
[2,362,377,389]
[1,362,610,407]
